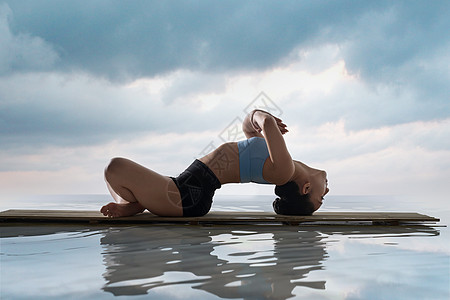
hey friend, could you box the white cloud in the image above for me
[0,167,103,196]
[292,119,450,197]
[1,114,448,198]
[1,1,449,199]
[0,4,59,75]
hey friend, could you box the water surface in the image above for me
[1,195,449,299]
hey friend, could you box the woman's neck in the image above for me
[290,161,309,186]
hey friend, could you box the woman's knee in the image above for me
[104,157,129,181]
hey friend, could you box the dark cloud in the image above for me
[2,0,389,80]
[342,1,449,78]
[2,1,448,102]
[1,0,449,149]
[0,72,240,149]
[339,1,450,102]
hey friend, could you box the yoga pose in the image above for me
[101,109,329,218]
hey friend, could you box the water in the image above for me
[1,195,449,299]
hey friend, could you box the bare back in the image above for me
[199,142,240,184]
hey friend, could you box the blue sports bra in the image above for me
[237,137,271,184]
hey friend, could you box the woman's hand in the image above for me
[273,115,288,135]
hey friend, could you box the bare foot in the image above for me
[100,202,145,218]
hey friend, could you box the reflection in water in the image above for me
[100,226,327,299]
[0,224,440,299]
[99,225,439,299]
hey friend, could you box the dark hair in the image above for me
[273,181,315,216]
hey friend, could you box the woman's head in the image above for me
[287,160,329,212]
[273,181,315,215]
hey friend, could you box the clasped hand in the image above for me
[243,109,288,137]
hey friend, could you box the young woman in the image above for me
[101,109,329,218]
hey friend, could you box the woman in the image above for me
[101,109,329,218]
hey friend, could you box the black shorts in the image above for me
[170,159,221,217]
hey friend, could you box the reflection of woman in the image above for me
[101,109,329,218]
[100,226,327,297]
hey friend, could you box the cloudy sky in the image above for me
[1,0,449,201]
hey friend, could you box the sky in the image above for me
[0,0,449,201]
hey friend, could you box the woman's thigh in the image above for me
[105,157,183,216]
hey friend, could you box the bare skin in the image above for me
[101,109,329,217]
[100,201,145,218]
[101,157,183,217]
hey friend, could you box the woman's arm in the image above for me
[251,110,294,185]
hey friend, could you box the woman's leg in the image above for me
[101,157,183,217]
